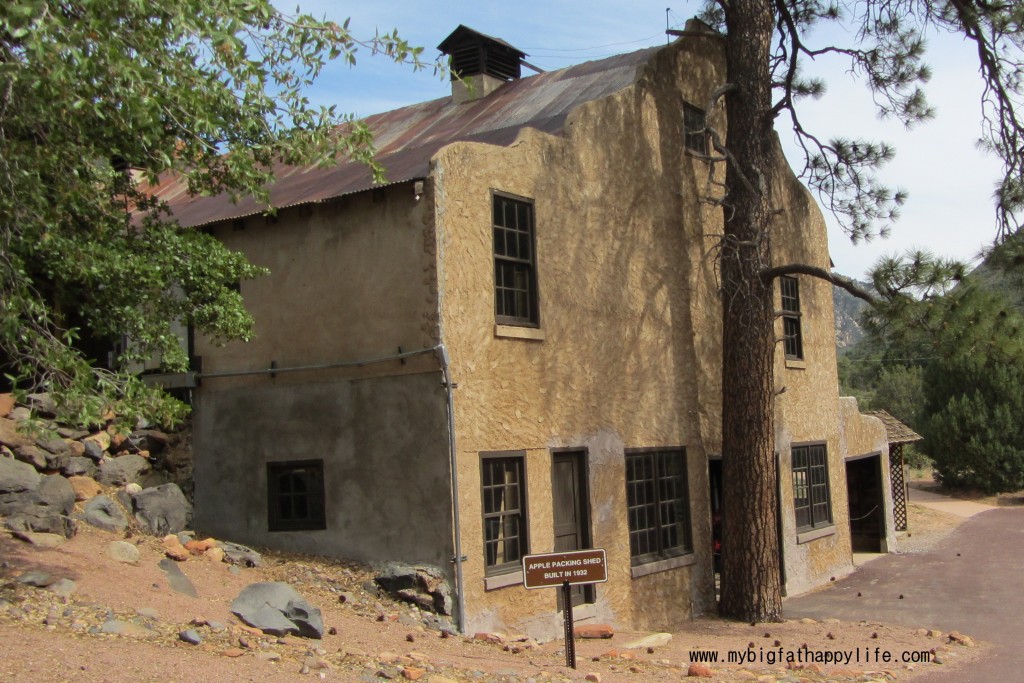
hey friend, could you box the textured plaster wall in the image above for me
[770,165,855,594]
[192,372,454,572]
[433,35,728,638]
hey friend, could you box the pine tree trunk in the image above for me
[717,0,784,623]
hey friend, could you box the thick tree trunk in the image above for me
[717,0,784,622]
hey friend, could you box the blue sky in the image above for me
[288,1,1004,280]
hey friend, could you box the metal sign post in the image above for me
[521,548,608,671]
[561,581,576,668]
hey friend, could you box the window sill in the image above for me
[630,552,696,579]
[484,569,524,591]
[494,325,545,341]
[796,525,835,544]
[785,359,807,370]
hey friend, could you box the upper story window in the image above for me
[683,103,708,155]
[780,276,804,361]
[481,453,528,575]
[493,193,539,327]
[792,444,832,531]
[625,448,693,566]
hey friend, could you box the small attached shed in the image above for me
[864,410,923,531]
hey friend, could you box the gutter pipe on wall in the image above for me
[196,343,467,633]
[435,343,467,635]
[196,346,439,380]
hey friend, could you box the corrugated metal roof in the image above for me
[864,410,923,444]
[146,45,661,228]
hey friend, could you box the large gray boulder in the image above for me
[83,495,128,533]
[131,483,191,536]
[230,582,323,638]
[97,454,151,486]
[37,475,74,515]
[63,456,97,478]
[0,455,42,493]
[0,463,76,538]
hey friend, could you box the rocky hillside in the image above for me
[833,282,871,349]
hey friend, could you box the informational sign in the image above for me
[522,548,608,589]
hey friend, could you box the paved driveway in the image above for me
[785,505,1024,682]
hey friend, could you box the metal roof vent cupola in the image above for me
[437,25,527,104]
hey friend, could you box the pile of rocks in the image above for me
[0,392,191,540]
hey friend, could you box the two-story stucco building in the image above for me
[148,22,898,638]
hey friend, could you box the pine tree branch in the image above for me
[760,263,877,303]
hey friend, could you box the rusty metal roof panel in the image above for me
[150,45,661,228]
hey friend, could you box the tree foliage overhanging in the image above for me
[0,0,432,427]
[693,0,1024,622]
[855,240,1024,492]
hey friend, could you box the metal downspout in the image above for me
[436,344,466,633]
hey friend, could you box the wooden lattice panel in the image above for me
[890,444,908,531]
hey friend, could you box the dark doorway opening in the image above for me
[552,450,594,609]
[846,454,885,553]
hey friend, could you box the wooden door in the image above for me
[552,450,594,608]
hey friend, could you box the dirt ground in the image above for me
[0,502,981,683]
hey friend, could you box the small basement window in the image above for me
[267,459,326,531]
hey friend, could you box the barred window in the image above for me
[625,448,693,565]
[267,460,326,531]
[481,454,528,574]
[780,276,804,360]
[493,194,539,326]
[792,444,831,531]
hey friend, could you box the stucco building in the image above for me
[150,23,897,638]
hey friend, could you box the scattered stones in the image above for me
[108,540,141,564]
[100,619,156,638]
[231,582,324,639]
[222,647,246,658]
[574,624,614,639]
[62,456,97,478]
[584,674,601,683]
[374,563,453,616]
[130,483,192,535]
[948,631,976,647]
[83,495,128,533]
[19,570,59,587]
[0,393,15,417]
[96,454,151,487]
[219,541,262,567]
[623,632,672,649]
[68,475,103,502]
[12,530,65,548]
[47,578,77,597]
[179,629,203,645]
[687,663,713,677]
[163,534,190,561]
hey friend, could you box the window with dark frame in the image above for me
[493,194,539,326]
[792,444,832,531]
[267,460,326,532]
[780,275,804,360]
[683,103,708,155]
[625,448,693,565]
[481,454,528,575]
